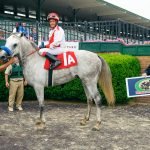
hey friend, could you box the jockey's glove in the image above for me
[39,41,45,49]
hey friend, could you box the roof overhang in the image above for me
[1,0,150,28]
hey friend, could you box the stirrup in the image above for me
[50,61,61,69]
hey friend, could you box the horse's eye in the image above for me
[14,44,17,48]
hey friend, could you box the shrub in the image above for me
[0,54,140,104]
[99,54,140,104]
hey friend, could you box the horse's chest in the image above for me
[24,69,35,83]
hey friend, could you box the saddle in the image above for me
[44,51,78,86]
[44,51,77,70]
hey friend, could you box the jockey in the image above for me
[39,12,65,69]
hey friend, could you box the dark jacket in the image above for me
[144,65,150,75]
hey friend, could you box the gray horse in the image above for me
[0,33,115,131]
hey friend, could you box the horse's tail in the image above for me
[98,56,115,106]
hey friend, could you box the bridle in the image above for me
[1,34,40,62]
[26,47,39,57]
[0,44,40,64]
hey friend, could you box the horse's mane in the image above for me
[10,32,21,39]
[30,41,39,51]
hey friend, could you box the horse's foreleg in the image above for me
[40,105,44,121]
[34,85,45,129]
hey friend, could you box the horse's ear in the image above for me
[16,32,24,38]
[20,33,24,37]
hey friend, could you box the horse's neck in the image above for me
[22,51,41,69]
[22,51,44,81]
[20,39,41,70]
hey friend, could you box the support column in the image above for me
[25,7,29,18]
[0,0,4,14]
[36,0,41,45]
[62,15,65,22]
[97,16,103,21]
[73,9,80,22]
[13,5,17,16]
[36,0,41,22]
[118,20,121,38]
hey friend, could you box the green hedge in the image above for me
[0,54,140,104]
[99,54,140,104]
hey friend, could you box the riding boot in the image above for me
[45,52,61,69]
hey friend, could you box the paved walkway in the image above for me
[0,101,149,150]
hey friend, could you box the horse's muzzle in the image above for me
[0,49,9,63]
[0,55,9,63]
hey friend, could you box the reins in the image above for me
[26,48,39,57]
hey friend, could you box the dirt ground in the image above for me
[0,101,149,150]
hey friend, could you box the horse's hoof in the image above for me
[35,117,46,124]
[80,119,87,126]
[35,121,46,130]
[35,118,46,130]
[92,126,100,131]
[92,122,101,131]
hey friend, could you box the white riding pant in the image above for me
[39,47,65,55]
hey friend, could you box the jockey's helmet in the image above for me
[47,12,59,22]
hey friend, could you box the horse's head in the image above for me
[0,33,24,62]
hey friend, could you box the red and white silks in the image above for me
[39,25,65,56]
